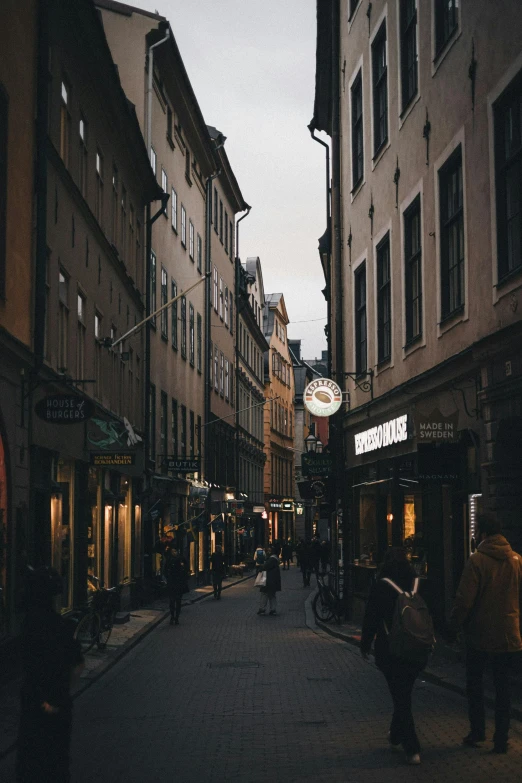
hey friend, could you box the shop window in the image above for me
[117,477,131,584]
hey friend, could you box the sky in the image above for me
[124,0,328,361]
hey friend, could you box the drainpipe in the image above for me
[146,28,170,153]
[34,0,49,371]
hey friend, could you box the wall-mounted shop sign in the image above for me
[90,452,135,466]
[302,453,332,477]
[165,457,200,473]
[282,500,294,511]
[311,480,326,499]
[269,501,282,509]
[35,394,95,424]
[253,505,265,514]
[88,414,142,450]
[415,408,458,441]
[304,378,342,417]
[354,414,409,455]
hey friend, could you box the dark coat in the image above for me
[360,562,416,670]
[210,551,226,576]
[165,554,189,597]
[281,543,292,559]
[261,555,281,594]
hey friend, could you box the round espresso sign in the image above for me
[304,378,342,417]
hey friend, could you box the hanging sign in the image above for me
[304,378,342,417]
[35,394,95,424]
[165,457,200,473]
[90,452,135,466]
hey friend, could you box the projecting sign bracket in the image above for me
[343,368,374,399]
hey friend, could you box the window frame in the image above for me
[351,70,364,190]
[180,204,186,248]
[171,279,178,350]
[434,0,459,59]
[160,266,168,339]
[149,250,156,329]
[180,295,187,358]
[376,233,392,363]
[189,219,194,260]
[439,145,465,319]
[399,0,418,114]
[404,195,423,345]
[371,21,389,158]
[171,187,178,232]
[189,302,195,366]
[354,262,367,376]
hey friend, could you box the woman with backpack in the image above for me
[360,547,433,766]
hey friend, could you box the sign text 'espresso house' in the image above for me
[354,414,409,456]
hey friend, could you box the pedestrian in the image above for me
[281,540,292,570]
[254,545,266,575]
[449,512,522,754]
[210,545,226,600]
[295,538,304,568]
[165,545,189,625]
[16,566,84,783]
[360,547,430,766]
[320,540,330,573]
[300,540,312,587]
[257,547,282,616]
[310,536,321,579]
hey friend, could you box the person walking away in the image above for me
[281,541,292,570]
[310,537,321,579]
[449,512,522,754]
[16,566,84,783]
[257,547,282,616]
[210,545,226,599]
[254,546,266,575]
[165,546,189,625]
[320,540,330,573]
[300,540,312,587]
[360,548,432,765]
[295,538,304,569]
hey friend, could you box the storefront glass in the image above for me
[87,468,100,584]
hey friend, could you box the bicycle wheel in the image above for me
[97,608,116,649]
[74,612,100,653]
[312,592,335,623]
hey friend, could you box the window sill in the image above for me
[181,354,187,361]
[172,344,178,352]
[496,266,522,290]
[167,134,175,150]
[351,177,365,200]
[439,304,464,327]
[399,92,421,129]
[372,138,390,170]
[185,175,192,187]
[432,28,461,76]
[403,334,423,351]
[161,333,168,343]
[376,356,392,371]
[181,243,186,251]
[171,226,178,235]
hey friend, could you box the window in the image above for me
[229,220,234,260]
[161,267,168,339]
[161,169,168,214]
[129,205,135,272]
[224,210,229,252]
[219,200,223,243]
[160,392,168,472]
[435,0,458,56]
[181,296,187,358]
[189,220,194,259]
[181,205,186,247]
[440,146,464,317]
[351,71,364,189]
[494,74,522,281]
[94,312,102,398]
[180,405,187,456]
[58,270,69,370]
[214,187,218,231]
[213,266,218,311]
[0,85,6,297]
[189,302,195,365]
[95,149,104,224]
[355,264,367,375]
[220,352,224,395]
[149,384,156,464]
[171,187,178,232]
[60,79,71,166]
[111,165,118,245]
[219,277,224,319]
[372,22,388,156]
[185,148,191,182]
[197,312,202,372]
[225,358,230,400]
[120,185,127,254]
[400,0,418,112]
[349,0,360,18]
[404,196,422,343]
[171,399,178,458]
[150,146,156,176]
[229,292,233,334]
[77,292,86,380]
[171,279,178,349]
[189,411,195,457]
[214,346,219,391]
[78,115,87,196]
[377,234,391,362]
[167,105,173,142]
[224,286,229,326]
[209,340,213,387]
[197,233,202,273]
[197,416,201,457]
[149,250,156,327]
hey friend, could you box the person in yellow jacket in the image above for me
[450,512,522,753]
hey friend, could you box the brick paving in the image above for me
[1,566,521,782]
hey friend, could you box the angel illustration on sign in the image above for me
[124,417,142,446]
[88,418,124,448]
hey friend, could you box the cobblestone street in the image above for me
[2,566,522,782]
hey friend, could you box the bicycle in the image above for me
[312,571,343,624]
[73,575,124,653]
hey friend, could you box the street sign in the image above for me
[35,394,95,424]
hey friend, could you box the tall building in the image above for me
[312,0,522,625]
[263,294,295,544]
[236,257,269,552]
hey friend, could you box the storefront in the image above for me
[346,405,480,629]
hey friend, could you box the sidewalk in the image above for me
[0,571,254,761]
[309,598,522,722]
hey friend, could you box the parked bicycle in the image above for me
[73,575,124,653]
[312,571,343,624]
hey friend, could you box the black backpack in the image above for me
[381,577,435,664]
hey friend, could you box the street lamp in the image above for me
[316,438,323,454]
[304,433,318,454]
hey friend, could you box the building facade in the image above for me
[263,294,296,544]
[312,0,522,626]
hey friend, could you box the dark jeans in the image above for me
[169,594,182,620]
[282,558,291,569]
[212,573,223,597]
[17,694,72,782]
[466,647,514,747]
[382,658,423,755]
[301,565,311,586]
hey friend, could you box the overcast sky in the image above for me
[124,0,328,362]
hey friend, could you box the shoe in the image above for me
[405,753,421,765]
[169,616,174,626]
[462,733,486,748]
[257,609,265,615]
[490,745,508,754]
[388,733,401,751]
[269,610,276,615]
